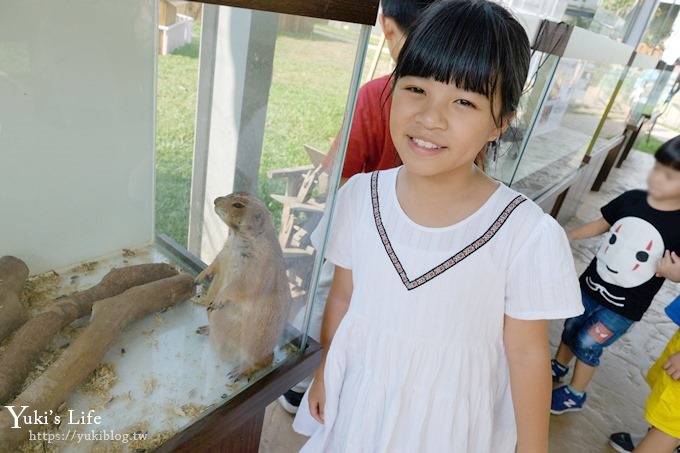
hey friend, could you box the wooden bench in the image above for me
[267,145,328,306]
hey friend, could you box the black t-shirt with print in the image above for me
[579,190,680,321]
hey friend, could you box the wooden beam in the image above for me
[201,0,379,25]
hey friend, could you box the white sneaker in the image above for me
[278,389,303,415]
[608,432,646,452]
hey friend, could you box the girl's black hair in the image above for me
[655,135,680,170]
[393,0,531,127]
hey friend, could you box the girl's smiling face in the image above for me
[390,76,506,178]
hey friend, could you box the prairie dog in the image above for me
[196,192,290,379]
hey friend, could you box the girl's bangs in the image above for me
[395,10,501,98]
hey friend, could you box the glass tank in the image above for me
[497,0,567,21]
[485,21,633,201]
[0,0,377,451]
[561,0,640,42]
[613,67,659,129]
[639,1,680,58]
[599,52,664,139]
[644,63,680,122]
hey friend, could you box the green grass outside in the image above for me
[155,24,201,246]
[155,23,391,246]
[633,134,664,155]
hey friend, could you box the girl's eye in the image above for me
[455,99,475,108]
[405,86,425,94]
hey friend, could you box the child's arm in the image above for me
[656,250,680,282]
[504,316,551,453]
[307,265,353,423]
[566,217,610,241]
[663,351,680,380]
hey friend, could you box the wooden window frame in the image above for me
[201,0,380,25]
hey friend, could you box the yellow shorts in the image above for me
[644,329,680,439]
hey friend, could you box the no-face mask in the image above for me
[595,216,664,288]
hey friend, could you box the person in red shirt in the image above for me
[321,0,441,185]
[323,73,398,181]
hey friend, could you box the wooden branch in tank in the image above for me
[0,263,179,404]
[0,273,196,451]
[201,0,379,25]
[0,256,29,342]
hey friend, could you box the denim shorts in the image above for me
[561,291,635,367]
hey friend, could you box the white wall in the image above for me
[0,0,157,274]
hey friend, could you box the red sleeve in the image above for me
[321,75,398,178]
[342,75,394,178]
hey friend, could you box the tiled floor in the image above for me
[259,143,679,452]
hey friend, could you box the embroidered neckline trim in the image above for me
[370,171,526,291]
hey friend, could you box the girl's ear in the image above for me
[493,111,516,141]
[379,14,397,41]
[380,15,406,61]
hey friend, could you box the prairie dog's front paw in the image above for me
[195,268,213,283]
[228,364,256,383]
[195,325,209,335]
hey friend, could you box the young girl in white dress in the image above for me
[293,1,584,451]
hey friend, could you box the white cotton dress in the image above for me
[293,167,584,453]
